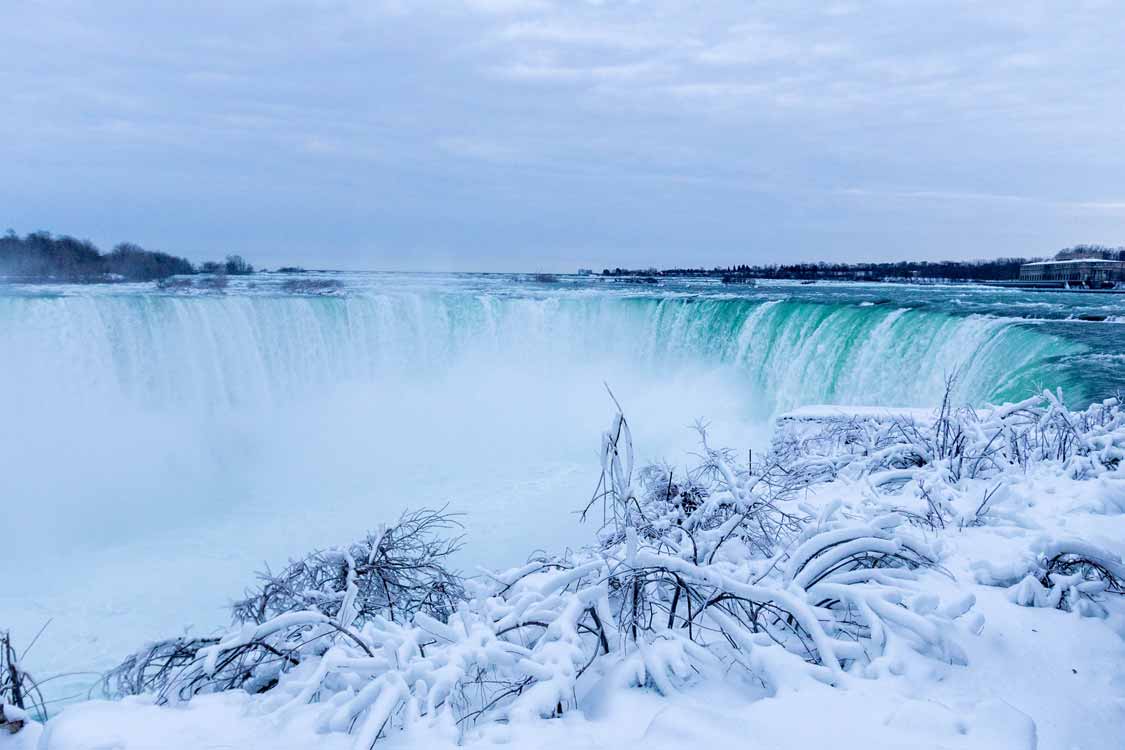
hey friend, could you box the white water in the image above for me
[0,289,1082,407]
[0,281,1089,693]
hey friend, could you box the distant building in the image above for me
[1019,258,1125,288]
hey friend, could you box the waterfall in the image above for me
[0,292,1088,414]
[0,282,1098,688]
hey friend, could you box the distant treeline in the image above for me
[0,230,254,282]
[601,245,1125,283]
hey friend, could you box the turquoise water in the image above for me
[1,273,1119,412]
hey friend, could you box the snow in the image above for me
[8,399,1125,750]
[14,679,1050,750]
[31,694,348,750]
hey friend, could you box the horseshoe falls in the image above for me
[0,287,1098,412]
[0,274,1120,687]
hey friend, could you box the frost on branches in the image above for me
[772,388,1125,616]
[97,389,1125,748]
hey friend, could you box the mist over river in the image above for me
[2,272,1122,695]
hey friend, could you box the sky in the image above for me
[2,0,1124,271]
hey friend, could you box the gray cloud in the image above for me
[1,0,1122,270]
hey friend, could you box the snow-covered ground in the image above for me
[0,363,765,701]
[5,395,1125,750]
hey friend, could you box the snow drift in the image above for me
[9,388,1123,749]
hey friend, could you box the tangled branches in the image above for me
[584,416,973,687]
[1002,541,1125,617]
[100,637,223,702]
[770,388,1125,533]
[2,630,46,733]
[773,388,1125,618]
[773,389,1123,488]
[102,508,464,703]
[231,507,464,627]
[102,405,982,747]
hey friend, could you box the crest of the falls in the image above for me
[0,288,1092,415]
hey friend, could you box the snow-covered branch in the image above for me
[97,389,1125,746]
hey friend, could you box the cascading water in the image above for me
[0,291,1090,415]
[0,276,1108,691]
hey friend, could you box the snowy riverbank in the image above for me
[6,392,1125,750]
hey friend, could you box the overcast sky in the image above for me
[2,1,1123,271]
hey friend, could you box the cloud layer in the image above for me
[2,1,1122,269]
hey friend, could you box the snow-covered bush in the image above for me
[974,539,1125,617]
[774,388,1125,617]
[102,508,464,703]
[771,389,1124,491]
[102,405,985,747]
[771,390,1125,529]
[230,507,464,627]
[579,411,976,683]
[92,386,1125,746]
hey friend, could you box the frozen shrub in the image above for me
[230,508,464,626]
[103,405,982,746]
[976,540,1125,617]
[102,508,463,702]
[771,388,1125,528]
[97,385,1125,745]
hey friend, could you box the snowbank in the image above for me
[9,393,1125,750]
